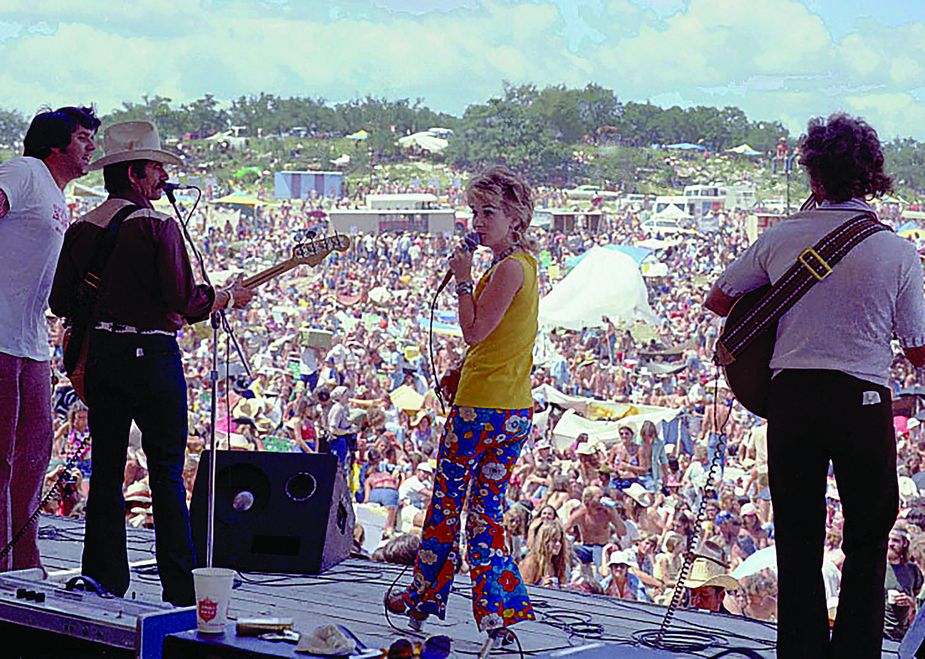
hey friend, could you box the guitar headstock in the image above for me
[290,234,352,266]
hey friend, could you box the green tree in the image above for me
[885,138,925,195]
[446,91,573,183]
[177,94,228,137]
[104,95,186,137]
[0,108,27,148]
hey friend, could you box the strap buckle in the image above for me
[798,247,832,282]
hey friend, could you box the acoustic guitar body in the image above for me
[718,285,775,418]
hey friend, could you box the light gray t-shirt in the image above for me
[717,199,925,387]
[0,157,68,361]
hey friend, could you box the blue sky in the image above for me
[2,0,924,139]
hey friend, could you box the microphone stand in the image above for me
[166,187,252,568]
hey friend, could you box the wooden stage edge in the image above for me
[33,515,901,658]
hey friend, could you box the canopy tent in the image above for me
[204,131,247,150]
[397,132,449,153]
[663,142,705,151]
[550,407,681,450]
[726,143,762,156]
[346,129,368,141]
[539,247,656,330]
[653,204,691,220]
[565,244,652,268]
[897,221,920,235]
[210,192,266,207]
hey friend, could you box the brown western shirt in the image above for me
[50,198,215,330]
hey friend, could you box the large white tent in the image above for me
[538,246,657,330]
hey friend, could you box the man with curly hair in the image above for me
[706,113,925,658]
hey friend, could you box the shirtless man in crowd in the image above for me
[565,485,627,569]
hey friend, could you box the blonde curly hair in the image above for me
[466,165,537,253]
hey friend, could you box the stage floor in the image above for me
[34,515,901,658]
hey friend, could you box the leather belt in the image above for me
[93,321,175,337]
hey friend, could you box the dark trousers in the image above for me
[768,370,897,659]
[83,331,195,606]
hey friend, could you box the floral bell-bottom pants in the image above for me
[398,405,535,632]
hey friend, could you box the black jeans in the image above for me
[768,370,897,659]
[83,331,195,606]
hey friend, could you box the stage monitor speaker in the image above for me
[190,450,355,575]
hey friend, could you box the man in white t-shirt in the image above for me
[0,106,99,572]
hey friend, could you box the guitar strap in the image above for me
[63,204,140,373]
[714,210,891,366]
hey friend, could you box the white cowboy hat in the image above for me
[682,553,740,591]
[622,482,655,507]
[89,120,182,170]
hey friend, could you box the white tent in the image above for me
[397,131,449,153]
[653,204,691,220]
[539,246,657,330]
[551,408,681,450]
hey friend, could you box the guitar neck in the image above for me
[242,259,298,289]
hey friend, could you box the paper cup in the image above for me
[193,567,235,633]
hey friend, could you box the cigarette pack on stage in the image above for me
[235,617,295,636]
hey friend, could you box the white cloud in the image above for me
[0,0,923,139]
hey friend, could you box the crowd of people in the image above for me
[21,114,925,641]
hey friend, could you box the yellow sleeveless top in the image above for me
[455,252,538,409]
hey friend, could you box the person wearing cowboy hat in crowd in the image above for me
[49,120,255,607]
[681,540,741,613]
[0,106,100,574]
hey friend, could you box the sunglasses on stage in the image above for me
[387,634,452,659]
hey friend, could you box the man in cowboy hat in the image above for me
[0,106,100,573]
[682,540,740,613]
[50,120,255,606]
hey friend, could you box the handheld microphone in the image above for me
[438,231,480,292]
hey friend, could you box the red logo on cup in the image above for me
[198,597,218,622]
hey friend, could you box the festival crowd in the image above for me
[40,172,925,640]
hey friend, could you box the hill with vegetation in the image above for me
[1,84,922,201]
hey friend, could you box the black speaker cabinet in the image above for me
[190,450,355,574]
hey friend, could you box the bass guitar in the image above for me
[238,233,352,288]
[67,234,351,403]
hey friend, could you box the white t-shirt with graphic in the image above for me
[0,157,68,361]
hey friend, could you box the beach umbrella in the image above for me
[731,546,777,579]
[899,228,925,241]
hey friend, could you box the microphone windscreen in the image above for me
[463,231,480,252]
